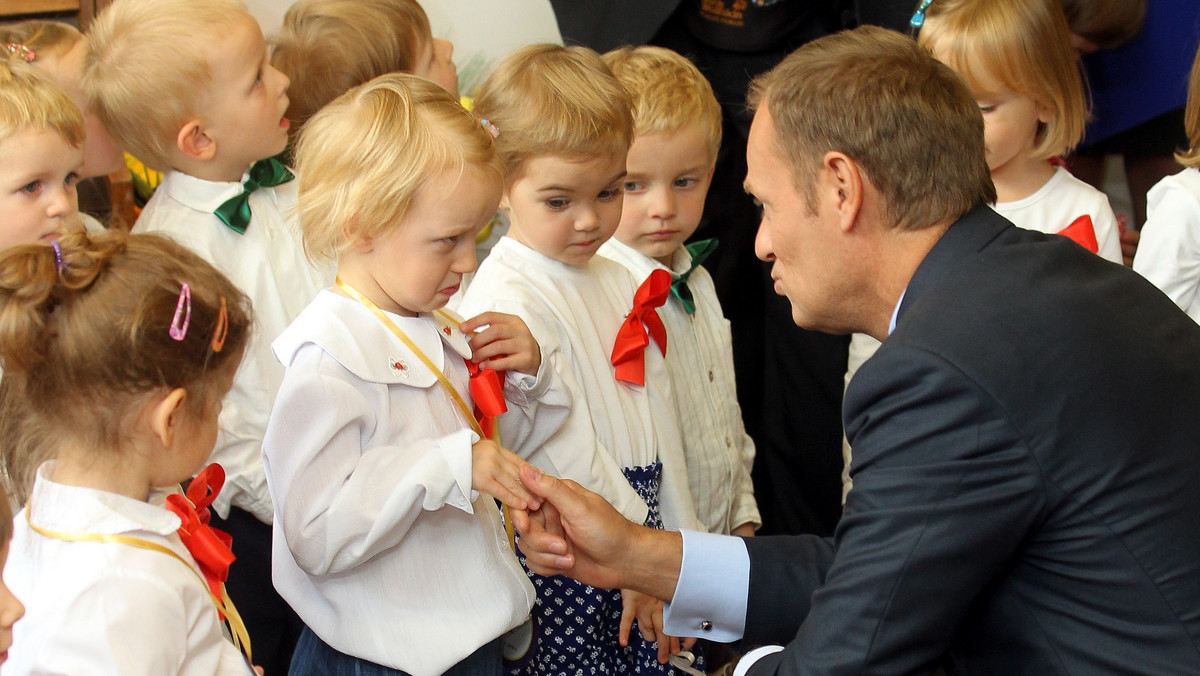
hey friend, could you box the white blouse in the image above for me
[457,237,702,532]
[5,463,253,675]
[1134,167,1200,324]
[262,290,562,676]
[600,239,759,534]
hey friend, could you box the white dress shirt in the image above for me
[1133,167,1200,324]
[5,463,253,675]
[599,239,759,534]
[458,237,702,531]
[992,166,1123,264]
[262,290,560,676]
[133,170,334,522]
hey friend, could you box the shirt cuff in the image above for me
[662,529,749,642]
[733,646,785,676]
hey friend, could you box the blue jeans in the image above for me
[289,627,503,676]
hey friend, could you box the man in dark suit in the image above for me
[510,25,1200,674]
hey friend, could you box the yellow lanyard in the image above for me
[335,277,518,548]
[25,504,254,665]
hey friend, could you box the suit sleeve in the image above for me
[744,345,1045,675]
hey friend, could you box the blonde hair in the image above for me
[1177,45,1200,168]
[0,20,82,66]
[271,0,432,149]
[295,72,501,262]
[0,58,84,147]
[918,0,1088,160]
[83,0,250,171]
[749,26,995,230]
[0,229,251,501]
[603,45,721,162]
[474,44,632,180]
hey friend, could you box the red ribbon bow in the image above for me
[466,360,507,439]
[611,269,671,386]
[165,464,235,616]
[1058,215,1099,253]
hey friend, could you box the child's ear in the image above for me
[177,120,216,161]
[343,220,374,252]
[150,388,188,447]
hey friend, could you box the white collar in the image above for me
[26,461,182,537]
[159,167,281,215]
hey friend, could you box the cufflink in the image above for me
[700,620,713,632]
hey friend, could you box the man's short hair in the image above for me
[603,45,722,163]
[83,0,249,170]
[749,26,996,230]
[474,44,632,181]
[271,0,432,145]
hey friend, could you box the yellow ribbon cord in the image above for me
[25,506,254,665]
[335,277,519,550]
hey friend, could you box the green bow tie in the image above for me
[670,238,718,315]
[212,157,294,234]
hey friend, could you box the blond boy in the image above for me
[83,0,327,670]
[599,45,760,537]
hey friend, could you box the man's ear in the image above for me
[177,120,216,161]
[150,388,188,448]
[824,151,863,233]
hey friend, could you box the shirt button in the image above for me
[708,371,714,382]
[700,620,713,632]
[725,437,732,447]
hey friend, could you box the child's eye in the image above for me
[624,180,643,192]
[674,177,697,189]
[64,172,79,188]
[978,104,997,114]
[19,180,41,195]
[598,187,622,201]
[546,197,569,210]
[441,235,459,245]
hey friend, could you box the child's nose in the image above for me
[574,206,600,232]
[648,187,676,219]
[46,187,74,219]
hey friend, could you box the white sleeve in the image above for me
[1134,183,1200,312]
[262,353,478,576]
[662,529,749,642]
[1090,201,1124,265]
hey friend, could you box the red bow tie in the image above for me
[466,360,507,439]
[1058,215,1099,253]
[611,269,671,386]
[165,464,235,617]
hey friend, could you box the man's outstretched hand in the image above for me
[510,465,683,602]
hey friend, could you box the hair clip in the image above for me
[50,240,65,274]
[910,0,933,29]
[169,283,191,342]
[5,43,35,63]
[210,296,228,353]
[480,118,500,139]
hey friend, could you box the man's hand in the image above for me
[510,465,683,600]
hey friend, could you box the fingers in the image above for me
[619,594,635,647]
[459,311,505,334]
[472,442,538,510]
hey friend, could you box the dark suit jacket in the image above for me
[742,206,1200,674]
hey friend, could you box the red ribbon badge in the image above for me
[165,463,235,615]
[466,360,508,440]
[611,269,671,386]
[1058,215,1099,253]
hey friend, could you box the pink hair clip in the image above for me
[5,43,35,63]
[169,283,191,341]
[480,118,499,139]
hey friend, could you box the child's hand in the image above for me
[472,439,541,511]
[619,588,680,664]
[460,311,541,376]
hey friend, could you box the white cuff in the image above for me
[662,529,749,642]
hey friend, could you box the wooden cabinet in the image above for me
[0,0,113,29]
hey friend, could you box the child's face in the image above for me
[198,13,291,178]
[0,541,26,666]
[616,124,715,265]
[974,84,1050,178]
[0,128,82,250]
[40,40,126,178]
[352,165,500,316]
[413,36,458,98]
[503,152,627,267]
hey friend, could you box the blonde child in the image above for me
[457,43,702,674]
[270,0,457,155]
[917,0,1122,264]
[0,229,254,673]
[83,0,328,670]
[599,46,760,539]
[1133,44,1200,324]
[264,73,563,676]
[0,21,125,182]
[0,485,27,672]
[0,58,86,253]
